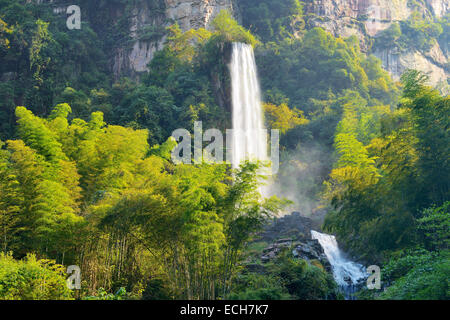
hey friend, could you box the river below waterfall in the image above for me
[311,230,367,300]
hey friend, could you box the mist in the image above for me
[269,141,333,222]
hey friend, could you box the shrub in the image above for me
[0,253,73,300]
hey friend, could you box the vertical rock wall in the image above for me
[36,0,236,77]
[119,0,237,77]
[32,0,449,88]
[303,0,449,89]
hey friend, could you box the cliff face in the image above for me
[304,0,410,39]
[373,42,448,86]
[426,0,450,18]
[42,0,236,77]
[119,0,237,77]
[303,0,449,89]
[41,0,447,87]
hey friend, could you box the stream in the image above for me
[311,230,367,300]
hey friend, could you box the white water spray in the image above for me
[311,230,367,299]
[229,43,269,180]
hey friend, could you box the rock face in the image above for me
[37,0,236,77]
[292,240,332,272]
[102,0,450,87]
[260,238,332,273]
[258,212,332,272]
[374,44,448,85]
[304,0,411,39]
[120,0,237,77]
[38,0,447,87]
[258,211,315,243]
[165,0,236,31]
[303,0,449,89]
[426,0,450,18]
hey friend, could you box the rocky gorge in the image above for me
[243,212,368,299]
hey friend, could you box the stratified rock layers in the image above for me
[303,0,448,87]
[117,0,236,77]
[37,0,448,86]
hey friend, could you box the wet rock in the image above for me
[292,240,332,272]
[256,212,331,270]
[261,240,293,262]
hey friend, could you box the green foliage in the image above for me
[83,287,129,300]
[1,136,83,258]
[15,106,66,162]
[0,253,73,300]
[269,252,338,300]
[400,70,450,205]
[142,279,172,300]
[0,102,289,299]
[230,287,290,300]
[418,202,450,250]
[255,31,399,220]
[255,27,399,167]
[0,17,12,50]
[211,10,259,47]
[378,250,449,300]
[257,28,398,112]
[374,23,402,49]
[229,250,339,301]
[0,0,110,131]
[438,14,449,56]
[229,273,291,300]
[375,11,444,52]
[399,12,443,52]
[0,0,447,301]
[0,141,21,253]
[264,102,308,134]
[230,252,337,300]
[323,71,449,261]
[113,84,178,145]
[29,19,51,86]
[239,0,305,42]
[56,87,91,119]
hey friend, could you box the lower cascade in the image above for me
[311,230,367,300]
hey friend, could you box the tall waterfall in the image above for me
[311,230,367,299]
[229,43,269,180]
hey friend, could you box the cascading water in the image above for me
[229,43,366,300]
[311,230,367,300]
[229,43,269,195]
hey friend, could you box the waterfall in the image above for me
[229,43,269,185]
[311,230,367,300]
